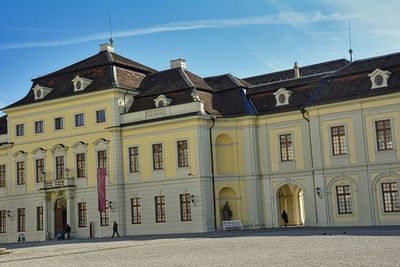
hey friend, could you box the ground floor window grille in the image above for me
[336,185,352,214]
[382,182,400,212]
[155,196,166,223]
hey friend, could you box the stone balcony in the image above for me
[40,177,75,190]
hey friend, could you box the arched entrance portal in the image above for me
[277,184,305,226]
[54,197,67,234]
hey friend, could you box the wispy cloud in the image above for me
[0,11,346,50]
[1,26,74,33]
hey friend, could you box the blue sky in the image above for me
[1,0,400,115]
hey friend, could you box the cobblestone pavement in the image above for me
[1,227,400,267]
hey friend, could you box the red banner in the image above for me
[97,168,106,212]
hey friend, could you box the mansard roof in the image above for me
[0,115,7,135]
[244,59,350,86]
[310,52,400,107]
[204,74,252,91]
[4,50,156,110]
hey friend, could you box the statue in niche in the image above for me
[221,201,233,221]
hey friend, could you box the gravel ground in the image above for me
[1,227,399,267]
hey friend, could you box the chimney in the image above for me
[99,43,115,53]
[294,61,300,78]
[170,59,187,70]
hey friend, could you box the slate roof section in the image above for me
[4,50,156,110]
[136,68,212,97]
[247,74,324,115]
[35,50,156,80]
[0,115,7,135]
[244,59,350,85]
[310,53,400,107]
[204,74,252,91]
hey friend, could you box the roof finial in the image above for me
[348,20,353,62]
[108,8,114,46]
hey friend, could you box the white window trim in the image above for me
[53,116,65,131]
[74,112,86,128]
[175,139,190,169]
[273,88,293,107]
[34,119,45,135]
[372,117,396,152]
[277,132,295,163]
[368,68,391,89]
[328,123,349,157]
[95,108,107,125]
[72,142,88,179]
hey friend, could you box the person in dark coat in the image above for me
[112,221,119,237]
[281,210,289,228]
[65,224,71,240]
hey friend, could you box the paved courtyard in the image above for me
[1,227,400,267]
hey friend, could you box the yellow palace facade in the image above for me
[0,44,399,243]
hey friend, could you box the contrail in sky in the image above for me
[0,11,346,50]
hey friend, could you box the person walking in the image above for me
[281,210,289,228]
[112,221,119,237]
[64,224,71,240]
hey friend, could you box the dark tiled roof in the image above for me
[204,74,251,91]
[212,88,257,116]
[35,51,156,80]
[4,50,156,110]
[5,65,116,109]
[244,59,349,85]
[311,54,400,106]
[248,75,322,115]
[136,68,212,97]
[0,115,7,135]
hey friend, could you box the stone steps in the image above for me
[0,247,12,255]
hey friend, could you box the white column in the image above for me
[66,191,74,227]
[43,195,49,240]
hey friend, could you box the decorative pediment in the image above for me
[72,141,88,149]
[273,87,293,106]
[72,75,92,92]
[154,94,172,108]
[93,138,109,147]
[13,150,27,159]
[368,68,391,89]
[51,144,67,154]
[32,84,53,100]
[32,147,46,155]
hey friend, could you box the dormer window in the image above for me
[72,75,92,92]
[154,95,172,108]
[273,88,293,106]
[32,84,53,100]
[368,68,391,89]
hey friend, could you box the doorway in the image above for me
[277,184,305,226]
[54,197,67,234]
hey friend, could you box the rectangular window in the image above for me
[36,206,43,231]
[97,150,107,170]
[129,147,139,173]
[16,124,24,136]
[177,140,189,168]
[56,156,64,180]
[35,120,44,134]
[279,134,293,161]
[75,113,85,127]
[180,193,192,221]
[35,159,44,183]
[17,161,25,185]
[100,208,109,226]
[152,143,163,170]
[78,202,87,227]
[331,125,347,155]
[131,198,141,224]
[155,196,166,223]
[17,208,25,232]
[336,185,353,214]
[0,210,5,233]
[55,117,64,130]
[76,153,86,178]
[0,165,6,187]
[96,109,106,123]
[382,182,400,212]
[376,120,393,151]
